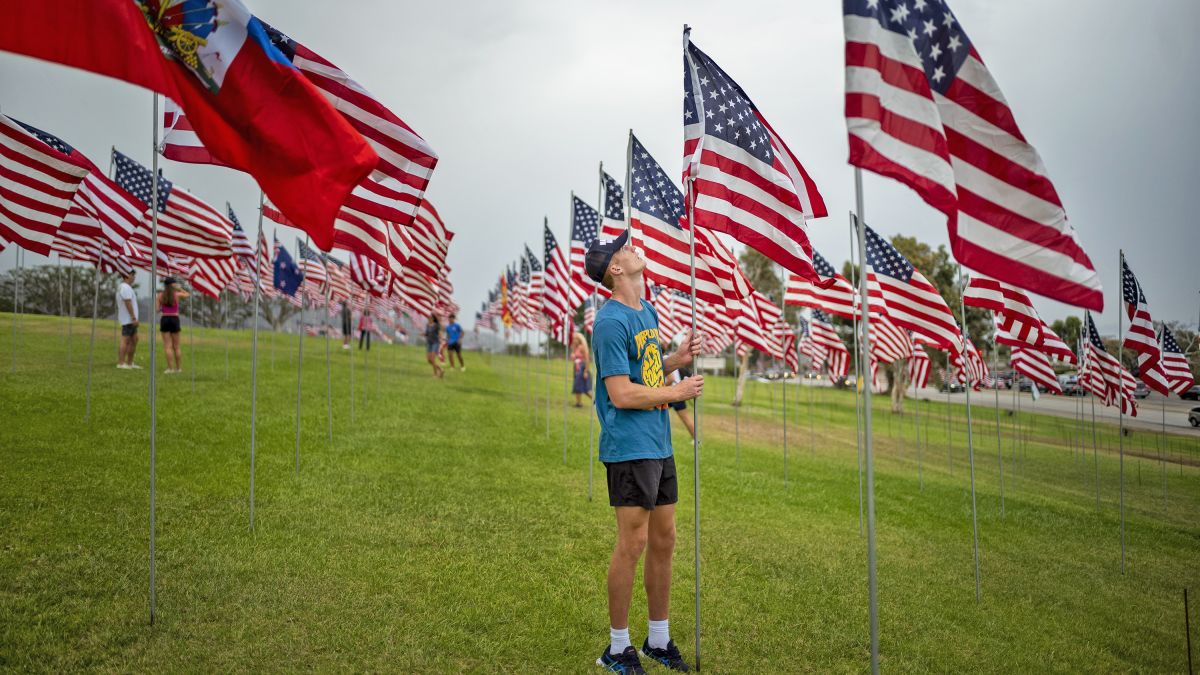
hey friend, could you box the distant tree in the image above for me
[0,265,123,319]
[1050,315,1082,356]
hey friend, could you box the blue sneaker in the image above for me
[597,645,647,674]
[641,639,690,671]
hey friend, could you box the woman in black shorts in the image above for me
[155,277,189,374]
[424,314,444,379]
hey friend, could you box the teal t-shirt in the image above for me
[593,298,673,463]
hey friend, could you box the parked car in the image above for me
[1060,375,1085,396]
[1189,407,1200,427]
[1182,386,1200,401]
[939,382,965,394]
[1132,383,1150,400]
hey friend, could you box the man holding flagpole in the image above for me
[585,231,703,674]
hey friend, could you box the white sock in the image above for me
[647,619,670,649]
[610,626,631,654]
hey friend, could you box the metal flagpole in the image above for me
[562,326,571,480]
[809,355,815,459]
[67,261,75,364]
[914,382,923,489]
[848,213,864,536]
[350,302,355,425]
[223,289,230,380]
[994,345,1005,517]
[295,236,308,474]
[85,261,101,421]
[148,92,161,626]
[189,293,196,391]
[958,273,982,603]
[734,348,740,466]
[587,296,596,485]
[682,35,704,663]
[324,278,333,448]
[1117,254,1126,574]
[1161,397,1168,508]
[11,247,20,372]
[853,171,880,674]
[250,192,264,530]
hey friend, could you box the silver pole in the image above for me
[684,173,702,673]
[188,293,196,392]
[958,273,982,603]
[148,92,161,626]
[587,296,596,487]
[1161,396,1168,508]
[295,236,307,474]
[562,327,572,493]
[324,281,332,448]
[85,263,100,422]
[995,352,1005,517]
[734,349,740,466]
[914,384,923,489]
[545,330,550,440]
[350,302,355,425]
[853,170,880,675]
[250,192,263,530]
[1116,255,1126,575]
[11,247,20,372]
[848,213,864,536]
[223,290,229,380]
[67,261,75,364]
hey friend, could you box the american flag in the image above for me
[950,337,990,389]
[351,253,390,298]
[189,255,238,299]
[228,206,254,260]
[870,314,913,364]
[0,115,89,255]
[652,287,683,346]
[812,309,851,380]
[963,277,1043,345]
[394,266,437,318]
[542,223,575,333]
[255,228,274,298]
[907,338,932,389]
[326,257,354,305]
[570,196,601,302]
[407,200,454,279]
[864,223,961,351]
[1011,346,1062,394]
[1120,256,1168,394]
[297,240,329,300]
[600,171,626,240]
[698,297,735,354]
[13,118,139,255]
[683,32,827,283]
[628,133,726,305]
[785,249,857,320]
[732,291,786,361]
[525,243,544,317]
[994,313,1076,365]
[1159,326,1195,395]
[843,0,1102,311]
[583,299,600,335]
[1083,312,1137,416]
[113,150,233,259]
[799,317,827,364]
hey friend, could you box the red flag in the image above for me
[0,0,377,249]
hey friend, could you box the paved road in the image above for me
[913,388,1199,436]
[787,378,1200,437]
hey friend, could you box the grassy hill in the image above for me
[1,313,1197,672]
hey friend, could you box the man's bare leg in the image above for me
[608,505,650,630]
[644,503,676,621]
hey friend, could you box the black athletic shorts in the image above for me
[668,400,687,412]
[121,323,138,337]
[160,316,181,334]
[447,342,462,354]
[605,456,678,510]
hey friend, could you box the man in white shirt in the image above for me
[116,271,140,369]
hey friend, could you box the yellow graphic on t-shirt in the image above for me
[641,342,664,389]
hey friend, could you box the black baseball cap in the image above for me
[584,229,629,284]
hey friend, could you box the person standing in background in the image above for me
[155,277,189,374]
[424,314,444,378]
[340,301,353,350]
[445,313,465,372]
[116,270,140,369]
[571,332,591,407]
[359,309,374,350]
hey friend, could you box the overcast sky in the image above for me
[2,0,1197,336]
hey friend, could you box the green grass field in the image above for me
[2,313,1198,672]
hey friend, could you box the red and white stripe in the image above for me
[786,269,856,320]
[964,277,1043,345]
[542,224,575,324]
[162,99,225,166]
[0,115,89,255]
[843,11,1102,311]
[407,200,453,278]
[1083,313,1137,416]
[1011,346,1062,394]
[811,313,850,380]
[189,255,238,298]
[1121,257,1168,394]
[867,267,961,353]
[1159,326,1195,395]
[907,343,931,390]
[869,314,913,364]
[684,39,826,281]
[951,339,990,389]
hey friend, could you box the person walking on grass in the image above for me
[571,331,592,407]
[424,314,444,378]
[358,309,374,350]
[155,277,189,374]
[445,313,465,371]
[340,301,353,350]
[116,270,140,369]
[584,231,703,674]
